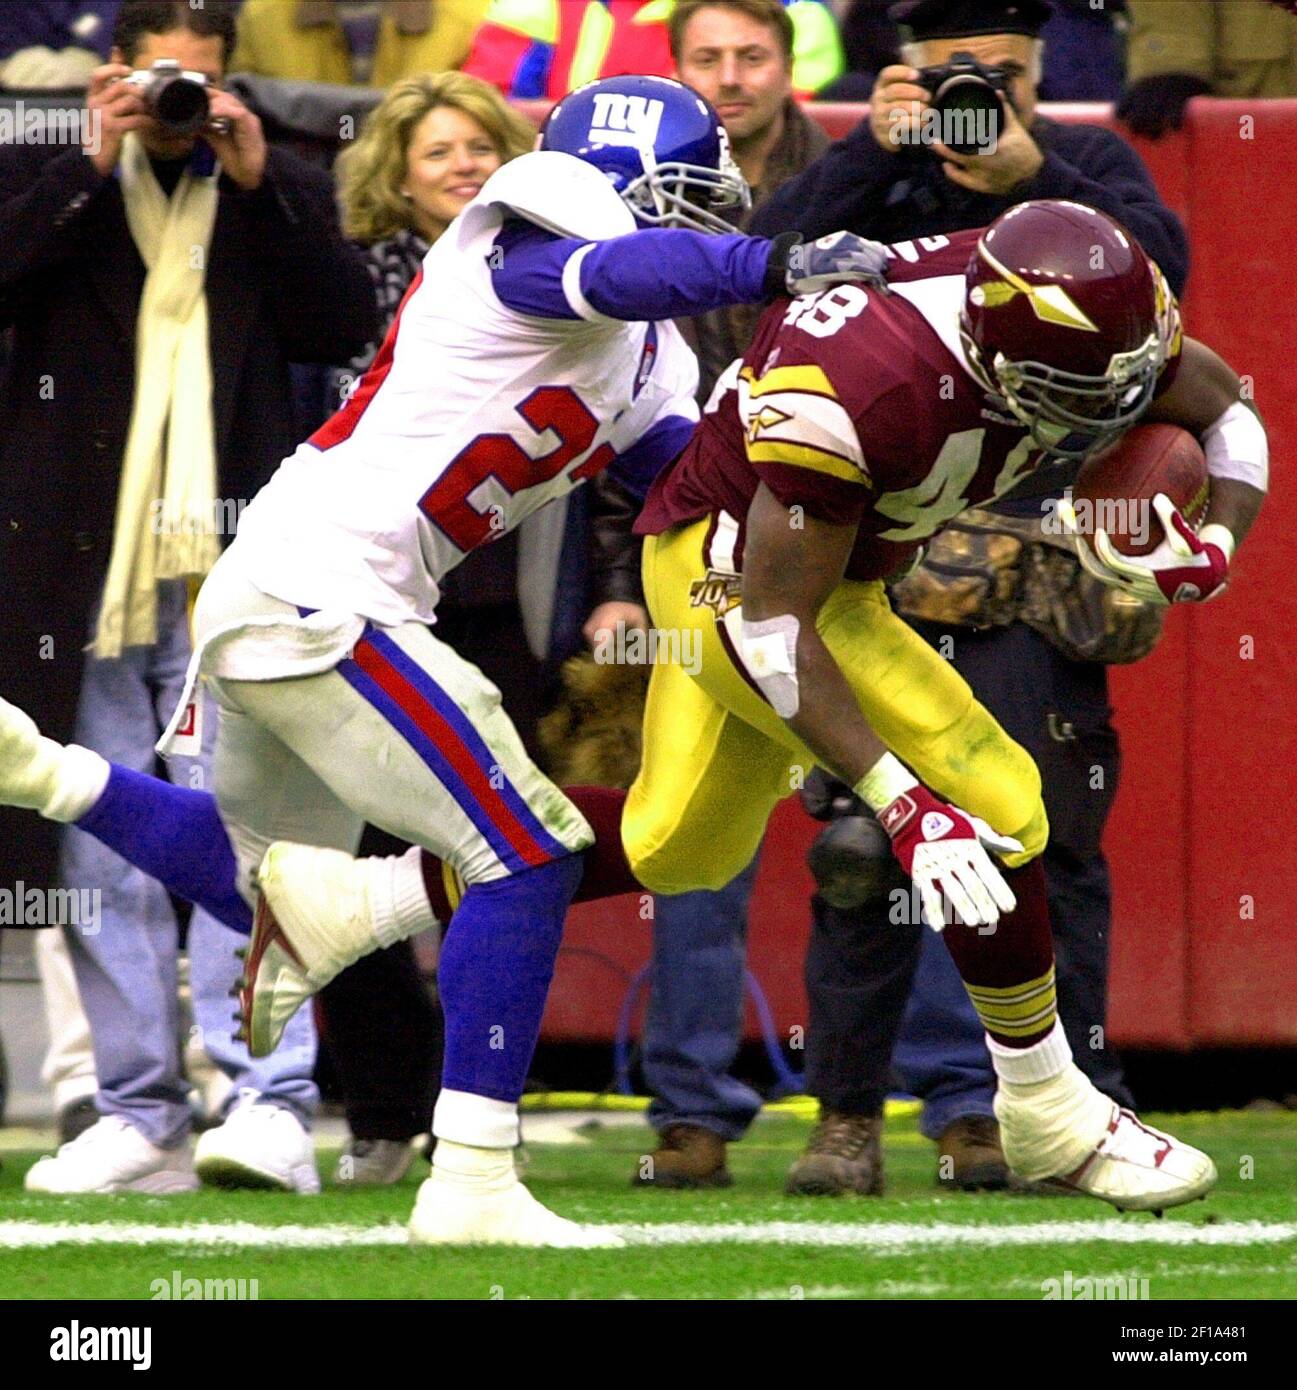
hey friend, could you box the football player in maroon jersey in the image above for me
[623,198,1268,1209]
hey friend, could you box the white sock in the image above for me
[433,1089,519,1150]
[988,1020,1072,1087]
[369,847,440,949]
[431,1138,515,1191]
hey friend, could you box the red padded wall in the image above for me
[1179,101,1297,1043]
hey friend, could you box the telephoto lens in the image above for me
[919,51,1008,156]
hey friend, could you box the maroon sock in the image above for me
[419,785,636,917]
[938,858,1057,1048]
[563,786,636,901]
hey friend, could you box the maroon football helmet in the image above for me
[960,200,1180,459]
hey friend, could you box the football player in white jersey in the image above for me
[1,75,890,1246]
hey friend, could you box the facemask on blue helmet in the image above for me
[539,74,751,235]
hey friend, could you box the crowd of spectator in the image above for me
[0,0,1292,1192]
[6,2,1297,109]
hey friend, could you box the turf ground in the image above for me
[2,1106,1295,1301]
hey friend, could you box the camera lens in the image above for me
[152,76,210,136]
[931,78,1001,156]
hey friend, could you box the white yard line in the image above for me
[0,1218,1294,1252]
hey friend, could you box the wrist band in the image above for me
[853,751,918,813]
[1202,401,1269,493]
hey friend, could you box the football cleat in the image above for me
[236,888,315,1060]
[996,1063,1216,1212]
[408,1173,622,1248]
[1045,1107,1217,1213]
[237,843,386,1058]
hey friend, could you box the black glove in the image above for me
[1116,74,1214,140]
[807,813,909,911]
[799,768,862,822]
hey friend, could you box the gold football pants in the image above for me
[623,517,1049,895]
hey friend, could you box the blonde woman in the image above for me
[333,71,535,394]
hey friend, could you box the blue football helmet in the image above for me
[539,75,751,235]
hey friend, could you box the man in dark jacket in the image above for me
[747,0,1188,1197]
[753,1,1186,293]
[0,0,376,1193]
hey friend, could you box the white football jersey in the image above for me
[232,157,700,628]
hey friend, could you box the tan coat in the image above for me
[1127,0,1297,98]
[232,0,490,84]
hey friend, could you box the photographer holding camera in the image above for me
[0,0,376,1194]
[749,0,1191,1197]
[754,0,1185,290]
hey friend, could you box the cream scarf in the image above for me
[95,133,221,658]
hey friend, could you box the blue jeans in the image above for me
[893,927,995,1141]
[643,855,762,1141]
[60,581,318,1149]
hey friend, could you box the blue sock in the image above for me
[438,853,583,1104]
[76,765,252,934]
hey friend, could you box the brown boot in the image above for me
[632,1124,732,1189]
[937,1115,1011,1191]
[785,1110,884,1196]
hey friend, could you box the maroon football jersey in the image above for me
[637,228,1178,582]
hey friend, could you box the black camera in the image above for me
[126,58,227,138]
[915,50,1011,156]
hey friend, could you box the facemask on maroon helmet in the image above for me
[960,201,1180,460]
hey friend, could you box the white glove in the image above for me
[1056,492,1231,605]
[877,784,1023,929]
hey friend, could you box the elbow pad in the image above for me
[739,615,800,718]
[1202,402,1269,493]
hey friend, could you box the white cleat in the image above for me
[194,1092,321,1194]
[408,1172,622,1248]
[997,1064,1216,1213]
[1047,1107,1217,1213]
[24,1115,199,1195]
[238,843,381,1059]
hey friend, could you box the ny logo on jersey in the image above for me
[588,93,665,148]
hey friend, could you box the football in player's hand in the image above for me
[1073,424,1210,558]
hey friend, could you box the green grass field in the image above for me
[3,1107,1295,1301]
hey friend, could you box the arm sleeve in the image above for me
[608,412,698,500]
[490,224,775,323]
[749,117,906,240]
[234,147,379,364]
[0,146,107,314]
[589,407,699,605]
[588,471,646,607]
[752,456,872,524]
[1020,129,1190,297]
